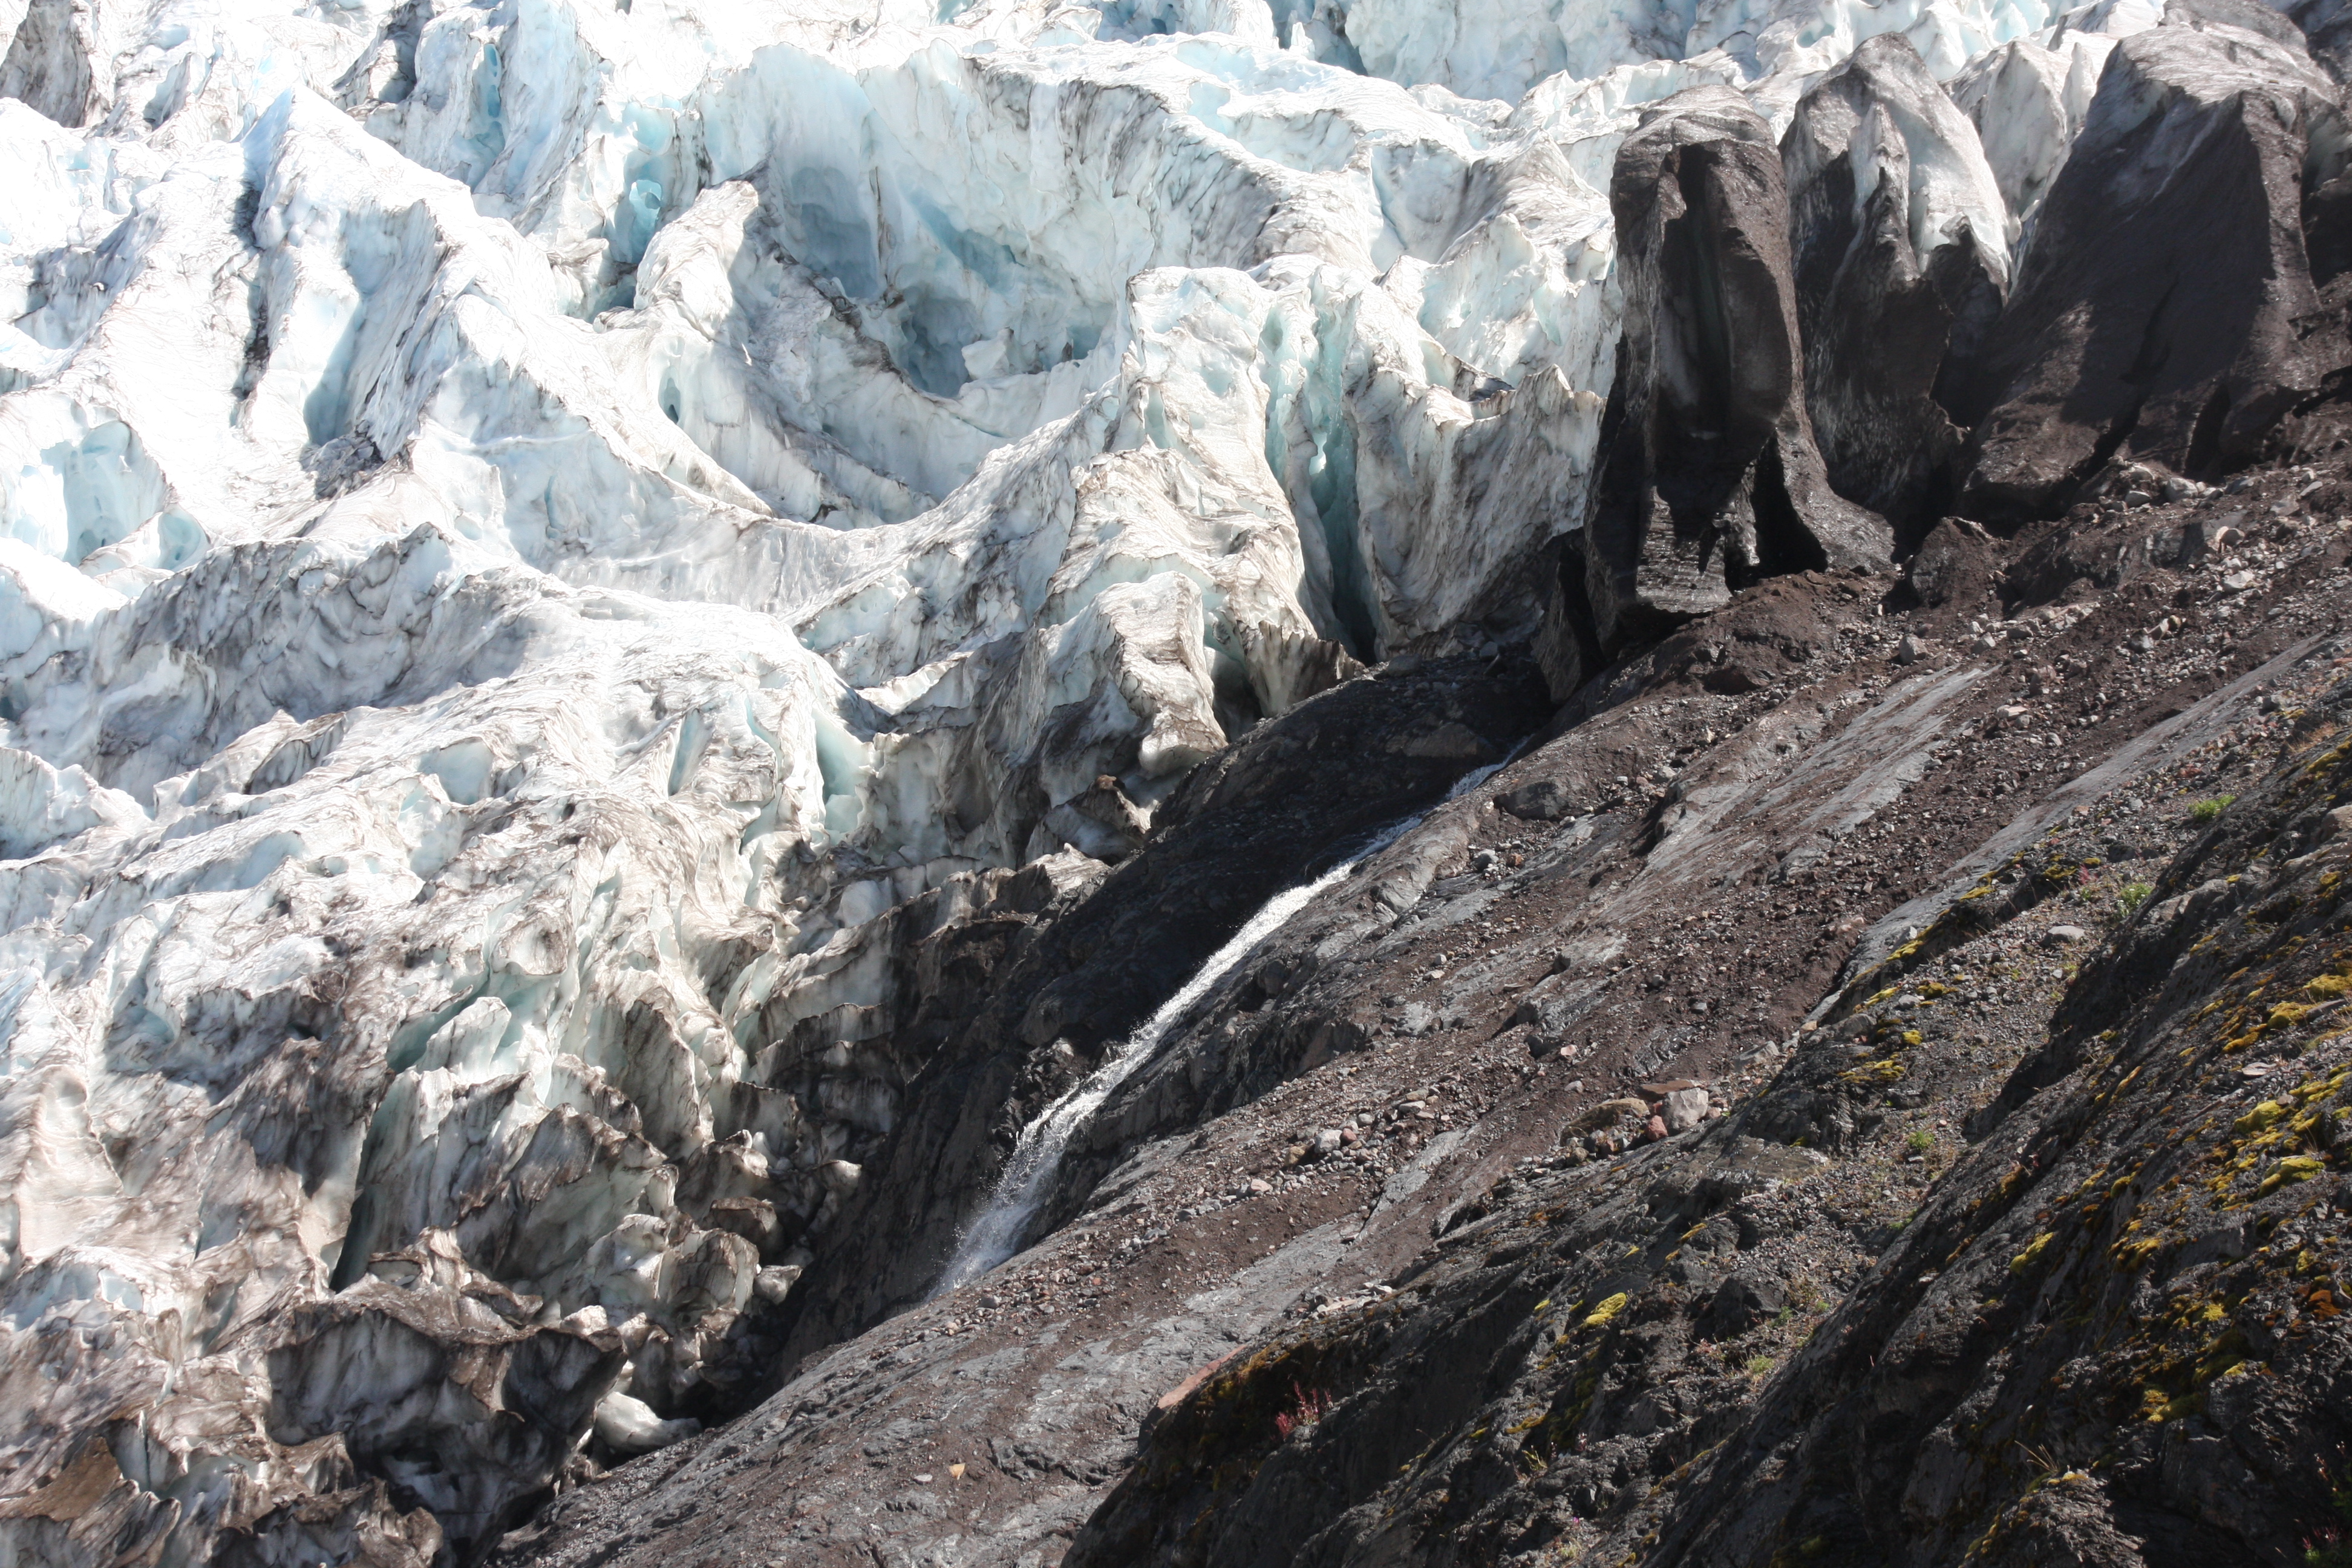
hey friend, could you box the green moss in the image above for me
[1582,1292,1628,1329]
[2259,1156,2327,1195]
[2235,1100,2288,1135]
[2192,795,2237,823]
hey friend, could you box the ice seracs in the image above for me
[0,0,2276,1556]
[1783,33,2011,531]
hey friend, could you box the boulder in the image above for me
[1497,777,1577,821]
[1560,1096,1653,1157]
[1662,1086,1711,1132]
[1708,1272,1789,1334]
[1958,0,2352,519]
[1900,517,1996,609]
[1783,35,2013,537]
[1578,87,1890,659]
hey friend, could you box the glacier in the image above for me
[0,0,2167,1557]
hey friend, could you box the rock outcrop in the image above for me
[496,452,2352,1568]
[1657,662,2352,1568]
[1959,0,2352,516]
[1783,34,2011,535]
[1064,528,2352,1568]
[1577,87,1889,675]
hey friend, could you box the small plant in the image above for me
[1273,1380,1334,1441]
[1905,1129,1936,1155]
[2116,880,2154,918]
[2307,1459,2352,1567]
[2011,1440,2068,1489]
[2190,795,2236,824]
[1744,1353,1777,1376]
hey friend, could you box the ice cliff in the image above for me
[0,0,2236,1557]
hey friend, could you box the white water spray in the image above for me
[934,763,1508,1293]
[931,853,1370,1291]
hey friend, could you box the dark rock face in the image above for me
[777,655,1552,1360]
[1901,515,2004,611]
[1783,35,2012,539]
[1579,87,1890,665]
[1958,0,2352,518]
[1651,671,2352,1567]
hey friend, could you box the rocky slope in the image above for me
[5,0,2352,1561]
[495,457,2352,1568]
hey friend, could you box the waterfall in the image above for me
[933,762,1506,1293]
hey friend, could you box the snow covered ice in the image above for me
[0,0,2164,1555]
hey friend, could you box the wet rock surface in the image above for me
[780,655,1554,1363]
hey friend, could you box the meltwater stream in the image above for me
[930,853,1376,1293]
[933,763,1508,1294]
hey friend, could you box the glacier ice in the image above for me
[0,0,2165,1554]
[1782,32,2011,526]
